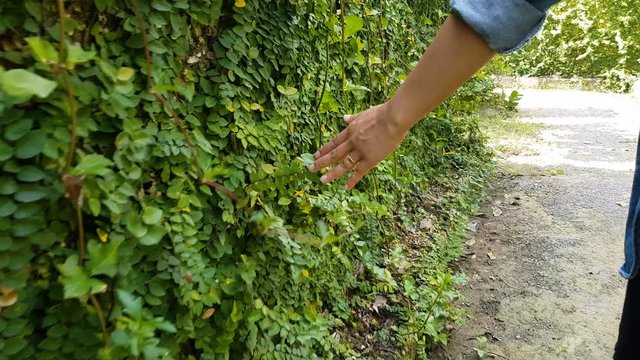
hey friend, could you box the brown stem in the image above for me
[89,294,109,348]
[62,72,78,174]
[75,201,85,263]
[56,0,67,62]
[203,180,241,202]
[131,0,153,92]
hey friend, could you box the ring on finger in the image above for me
[345,154,359,171]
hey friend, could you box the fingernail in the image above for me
[308,164,315,171]
[344,185,350,191]
[320,175,328,183]
[314,151,320,158]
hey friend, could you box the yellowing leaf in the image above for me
[234,0,246,8]
[294,189,305,197]
[97,228,109,243]
[116,67,135,82]
[301,269,309,278]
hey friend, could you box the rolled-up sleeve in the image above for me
[450,0,559,54]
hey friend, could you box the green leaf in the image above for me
[248,47,259,59]
[139,225,167,246]
[0,200,17,217]
[0,140,13,161]
[66,43,96,69]
[344,15,364,39]
[17,166,46,182]
[116,67,135,82]
[70,154,113,176]
[0,69,58,102]
[88,237,124,277]
[278,197,291,206]
[117,290,142,318]
[126,213,148,238]
[4,119,33,141]
[26,37,59,63]
[297,153,315,167]
[276,85,298,96]
[14,130,45,159]
[14,184,48,202]
[57,255,107,299]
[0,177,18,195]
[142,206,163,225]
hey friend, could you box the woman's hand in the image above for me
[308,103,409,190]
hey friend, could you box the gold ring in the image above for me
[346,154,358,170]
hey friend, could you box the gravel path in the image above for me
[434,89,640,360]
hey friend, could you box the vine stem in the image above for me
[402,278,446,337]
[57,1,107,349]
[130,0,153,92]
[75,202,85,263]
[56,0,78,174]
[90,294,109,348]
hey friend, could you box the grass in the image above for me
[477,110,545,157]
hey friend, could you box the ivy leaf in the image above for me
[116,67,135,82]
[139,225,166,246]
[4,118,33,141]
[70,154,113,176]
[344,15,364,39]
[66,43,96,69]
[14,130,45,159]
[14,184,48,202]
[88,237,124,277]
[0,69,58,102]
[142,206,163,225]
[26,37,59,63]
[297,153,316,167]
[0,140,13,161]
[276,85,298,97]
[117,290,142,318]
[57,255,107,300]
[126,213,148,238]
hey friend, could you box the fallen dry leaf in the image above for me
[371,295,387,314]
[487,251,497,260]
[466,238,476,246]
[492,207,503,217]
[202,308,216,319]
[419,217,433,230]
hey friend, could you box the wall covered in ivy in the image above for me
[0,0,496,358]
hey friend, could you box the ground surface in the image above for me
[433,89,640,360]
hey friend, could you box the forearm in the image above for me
[387,15,495,130]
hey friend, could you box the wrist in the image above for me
[384,98,415,135]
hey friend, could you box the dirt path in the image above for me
[434,89,640,360]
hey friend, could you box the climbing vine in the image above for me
[0,0,498,358]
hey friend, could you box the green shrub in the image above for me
[505,0,640,92]
[0,0,495,358]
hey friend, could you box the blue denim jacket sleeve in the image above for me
[450,0,561,54]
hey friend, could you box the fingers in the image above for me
[314,128,349,159]
[343,111,362,125]
[319,152,363,185]
[309,141,352,172]
[345,165,367,191]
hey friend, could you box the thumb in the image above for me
[343,114,354,124]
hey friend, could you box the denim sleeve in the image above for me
[450,0,560,54]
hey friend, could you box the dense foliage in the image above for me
[505,0,639,92]
[0,1,497,358]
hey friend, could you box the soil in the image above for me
[432,89,640,360]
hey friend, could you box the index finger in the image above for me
[314,127,349,159]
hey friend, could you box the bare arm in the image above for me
[309,15,495,190]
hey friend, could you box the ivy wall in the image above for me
[0,0,496,358]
